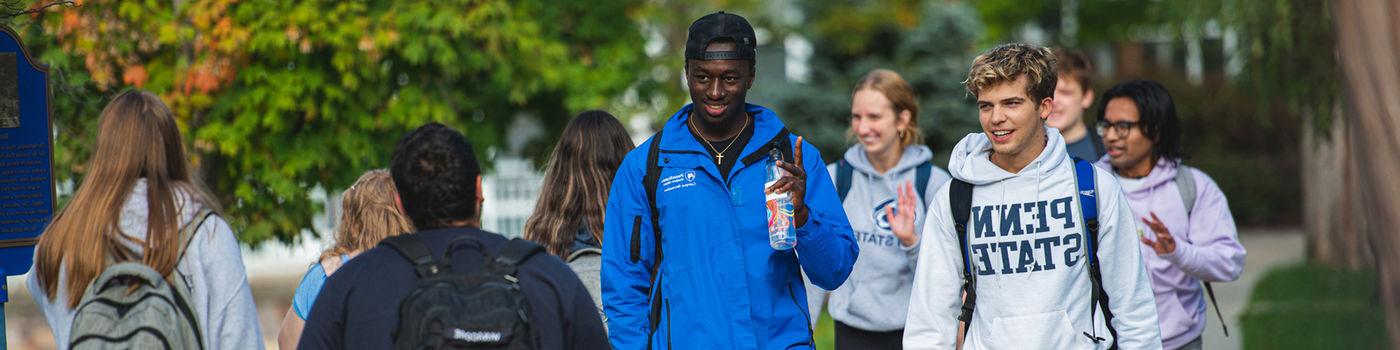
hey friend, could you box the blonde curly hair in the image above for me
[320,169,415,261]
[964,43,1058,103]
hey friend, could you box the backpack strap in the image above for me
[740,128,794,166]
[1073,157,1118,348]
[176,208,215,263]
[836,159,853,202]
[1175,165,1198,215]
[1174,165,1228,336]
[641,130,665,349]
[948,179,976,332]
[915,160,933,204]
[567,247,603,263]
[492,238,545,277]
[643,130,665,279]
[380,235,446,277]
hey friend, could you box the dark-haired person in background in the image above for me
[1095,79,1246,350]
[524,110,636,327]
[299,123,606,349]
[1051,48,1105,162]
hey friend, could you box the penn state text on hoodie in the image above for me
[904,128,1161,349]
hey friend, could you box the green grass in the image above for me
[1240,263,1389,350]
[815,310,834,349]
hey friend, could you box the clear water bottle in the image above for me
[766,148,796,250]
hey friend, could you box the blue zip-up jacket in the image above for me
[603,104,859,349]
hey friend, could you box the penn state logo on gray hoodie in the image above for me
[805,144,951,332]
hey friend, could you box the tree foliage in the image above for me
[751,1,984,161]
[4,0,648,245]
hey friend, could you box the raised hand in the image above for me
[886,181,919,247]
[1139,212,1177,255]
[766,136,809,227]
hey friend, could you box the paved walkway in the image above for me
[1,228,1307,349]
[1200,228,1306,350]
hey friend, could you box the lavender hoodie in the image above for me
[1095,158,1246,349]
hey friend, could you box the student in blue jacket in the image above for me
[601,11,859,350]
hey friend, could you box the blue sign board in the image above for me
[0,25,54,301]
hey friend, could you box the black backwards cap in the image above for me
[685,11,757,61]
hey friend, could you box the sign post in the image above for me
[0,25,55,347]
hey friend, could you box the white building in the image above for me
[480,157,543,238]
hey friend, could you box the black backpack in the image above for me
[381,235,545,350]
[950,158,1120,348]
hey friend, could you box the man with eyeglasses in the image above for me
[1095,79,1246,350]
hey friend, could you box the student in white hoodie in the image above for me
[904,43,1160,349]
[807,69,952,349]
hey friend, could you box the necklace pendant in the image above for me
[716,154,724,165]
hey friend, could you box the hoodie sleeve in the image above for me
[198,216,265,350]
[601,148,657,350]
[1094,169,1163,349]
[1162,170,1247,282]
[903,184,963,349]
[794,140,859,290]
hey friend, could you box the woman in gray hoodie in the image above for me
[807,69,952,349]
[28,90,262,349]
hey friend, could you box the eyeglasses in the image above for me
[1096,120,1141,136]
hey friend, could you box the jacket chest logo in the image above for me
[662,170,698,193]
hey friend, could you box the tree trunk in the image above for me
[1301,108,1371,268]
[1331,0,1400,345]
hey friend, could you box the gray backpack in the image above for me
[69,208,213,350]
[1175,165,1229,337]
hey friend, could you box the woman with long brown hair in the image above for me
[522,110,633,320]
[277,169,414,348]
[27,90,262,349]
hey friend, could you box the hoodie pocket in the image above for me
[987,311,1088,349]
[1157,293,1196,342]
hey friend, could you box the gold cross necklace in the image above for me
[689,115,749,165]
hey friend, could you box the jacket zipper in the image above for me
[787,283,815,346]
[666,299,673,350]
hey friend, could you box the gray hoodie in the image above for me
[27,179,264,350]
[805,144,951,332]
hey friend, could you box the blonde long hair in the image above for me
[36,90,219,308]
[320,169,414,261]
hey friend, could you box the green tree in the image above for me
[4,0,649,245]
[751,1,985,162]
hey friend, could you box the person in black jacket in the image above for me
[299,123,608,349]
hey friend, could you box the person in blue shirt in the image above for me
[601,11,859,349]
[277,169,414,349]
